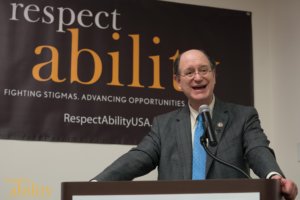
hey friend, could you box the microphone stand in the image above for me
[200,136,251,179]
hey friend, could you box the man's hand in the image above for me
[271,175,298,200]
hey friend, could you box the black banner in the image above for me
[0,0,253,144]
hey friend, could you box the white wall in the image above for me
[1,0,299,200]
[268,0,300,186]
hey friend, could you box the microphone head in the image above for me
[199,104,210,113]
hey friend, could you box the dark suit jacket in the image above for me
[93,98,283,181]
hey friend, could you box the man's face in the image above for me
[174,50,216,110]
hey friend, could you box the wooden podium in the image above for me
[61,179,281,200]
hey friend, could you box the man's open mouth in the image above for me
[192,85,207,90]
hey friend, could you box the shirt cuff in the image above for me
[266,171,282,179]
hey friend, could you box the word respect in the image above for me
[9,2,122,33]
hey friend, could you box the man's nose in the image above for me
[193,72,203,80]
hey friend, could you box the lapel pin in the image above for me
[217,122,224,128]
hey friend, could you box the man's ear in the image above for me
[212,70,216,85]
[173,74,182,90]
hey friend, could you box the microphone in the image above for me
[199,105,217,147]
[198,104,251,179]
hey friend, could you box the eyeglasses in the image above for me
[179,67,212,78]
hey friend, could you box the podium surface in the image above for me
[61,179,281,200]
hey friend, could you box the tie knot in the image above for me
[197,114,203,123]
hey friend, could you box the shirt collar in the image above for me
[188,95,215,120]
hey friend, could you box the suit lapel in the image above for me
[175,106,193,179]
[206,99,229,175]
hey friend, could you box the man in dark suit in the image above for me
[92,49,298,199]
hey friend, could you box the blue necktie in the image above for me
[192,115,206,180]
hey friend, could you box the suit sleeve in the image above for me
[243,107,284,178]
[91,117,161,181]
